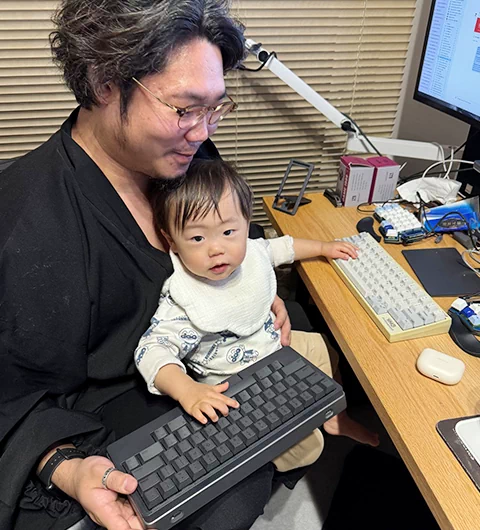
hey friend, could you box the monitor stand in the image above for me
[457,124,480,198]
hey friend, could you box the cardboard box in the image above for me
[336,156,375,207]
[367,156,400,203]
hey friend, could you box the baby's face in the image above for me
[168,189,249,281]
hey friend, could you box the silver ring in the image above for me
[101,466,117,490]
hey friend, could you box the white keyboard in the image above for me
[330,232,451,342]
[374,203,426,243]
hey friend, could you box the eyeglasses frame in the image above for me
[132,77,237,129]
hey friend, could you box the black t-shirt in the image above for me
[0,109,221,528]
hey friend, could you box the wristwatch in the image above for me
[38,447,86,490]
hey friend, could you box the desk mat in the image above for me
[436,415,480,492]
[402,248,480,297]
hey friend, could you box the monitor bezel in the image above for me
[413,0,480,130]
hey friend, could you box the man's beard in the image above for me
[148,173,186,196]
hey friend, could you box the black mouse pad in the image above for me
[402,248,480,297]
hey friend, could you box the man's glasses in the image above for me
[132,77,237,130]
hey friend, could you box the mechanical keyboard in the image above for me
[107,346,346,529]
[374,203,426,244]
[330,232,451,342]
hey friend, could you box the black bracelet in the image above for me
[37,447,86,490]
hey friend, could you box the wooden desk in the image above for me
[263,193,480,530]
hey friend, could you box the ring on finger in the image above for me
[102,466,117,490]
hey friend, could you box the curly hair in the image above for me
[50,0,245,116]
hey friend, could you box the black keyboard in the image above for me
[107,346,346,529]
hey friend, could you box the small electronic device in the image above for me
[324,188,343,208]
[416,348,465,385]
[373,203,426,244]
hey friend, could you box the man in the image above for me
[0,1,290,529]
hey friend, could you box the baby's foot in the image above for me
[324,410,380,447]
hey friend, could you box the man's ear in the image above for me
[161,229,177,253]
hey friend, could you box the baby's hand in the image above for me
[321,241,358,260]
[178,380,239,424]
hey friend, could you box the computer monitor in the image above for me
[414,0,480,196]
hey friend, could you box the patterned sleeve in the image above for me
[134,292,204,395]
[261,235,295,268]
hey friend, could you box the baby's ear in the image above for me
[161,229,177,253]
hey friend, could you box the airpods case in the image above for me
[416,348,465,385]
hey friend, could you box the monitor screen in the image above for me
[414,0,480,129]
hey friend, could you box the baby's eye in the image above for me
[191,235,204,242]
[224,229,234,236]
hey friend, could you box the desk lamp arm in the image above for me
[245,39,447,162]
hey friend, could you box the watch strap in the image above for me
[38,447,86,490]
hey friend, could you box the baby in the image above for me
[136,158,378,472]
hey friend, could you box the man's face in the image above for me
[103,39,226,179]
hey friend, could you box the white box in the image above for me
[336,156,374,207]
[367,156,400,203]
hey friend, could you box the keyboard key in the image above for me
[262,401,276,415]
[173,455,189,472]
[295,366,315,380]
[158,478,177,499]
[167,415,187,433]
[178,439,193,455]
[229,409,242,422]
[259,377,273,390]
[310,384,326,400]
[281,358,305,376]
[201,439,216,454]
[285,388,298,400]
[214,444,232,463]
[204,424,218,437]
[173,470,192,490]
[159,464,175,480]
[226,424,241,437]
[164,433,178,448]
[124,455,140,471]
[263,388,276,401]
[190,432,206,446]
[251,395,265,407]
[239,416,253,429]
[271,371,283,384]
[241,427,258,446]
[274,395,287,407]
[132,456,164,481]
[265,412,281,430]
[153,426,168,441]
[188,461,206,481]
[255,366,272,380]
[290,398,304,414]
[277,404,293,421]
[249,383,262,395]
[237,390,251,403]
[270,360,283,371]
[250,409,265,422]
[253,419,270,437]
[228,435,246,454]
[241,401,254,415]
[164,447,179,463]
[143,486,162,509]
[307,373,322,385]
[177,425,191,440]
[139,472,161,492]
[186,447,203,463]
[214,431,229,445]
[296,381,308,393]
[217,417,230,429]
[273,381,287,394]
[201,452,220,472]
[140,442,163,462]
[299,390,314,407]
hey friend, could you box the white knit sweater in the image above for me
[135,236,295,392]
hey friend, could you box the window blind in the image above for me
[0,0,416,224]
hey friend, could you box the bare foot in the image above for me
[324,410,380,447]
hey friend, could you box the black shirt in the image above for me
[0,109,223,528]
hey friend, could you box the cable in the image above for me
[420,158,474,180]
[238,51,277,72]
[341,113,382,156]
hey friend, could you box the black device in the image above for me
[356,217,381,242]
[272,159,314,215]
[414,0,480,197]
[324,187,343,208]
[448,310,480,358]
[107,346,346,529]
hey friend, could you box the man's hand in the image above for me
[271,294,291,346]
[320,241,358,260]
[54,455,141,530]
[177,379,239,424]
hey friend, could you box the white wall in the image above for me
[394,0,470,175]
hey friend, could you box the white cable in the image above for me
[443,146,455,179]
[432,142,446,172]
[462,250,480,276]
[421,159,475,180]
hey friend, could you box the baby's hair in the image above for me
[153,158,253,234]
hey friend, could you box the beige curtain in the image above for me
[0,0,416,224]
